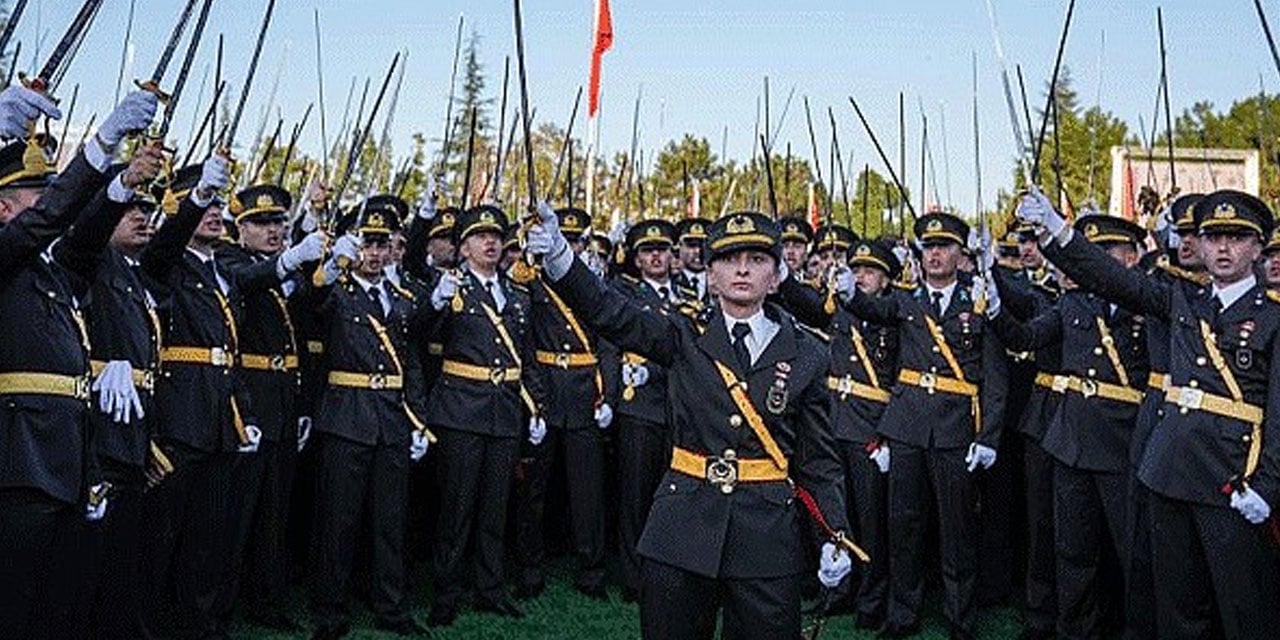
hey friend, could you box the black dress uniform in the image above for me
[0,140,120,637]
[840,212,1009,638]
[76,185,163,640]
[139,165,256,639]
[426,206,547,623]
[1041,190,1280,640]
[514,207,610,598]
[992,215,1151,640]
[304,199,431,637]
[611,219,681,599]
[215,184,303,628]
[673,218,713,305]
[778,237,901,629]
[545,211,851,640]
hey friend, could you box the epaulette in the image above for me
[507,261,538,285]
[893,280,918,292]
[1268,290,1280,305]
[797,322,831,343]
[507,281,529,294]
[1155,258,1210,286]
[618,273,640,285]
[388,281,416,301]
[801,277,824,291]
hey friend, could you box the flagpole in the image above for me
[587,95,598,217]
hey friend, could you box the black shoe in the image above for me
[1016,626,1055,640]
[375,618,431,637]
[310,622,350,640]
[856,613,885,631]
[576,583,609,601]
[514,580,546,600]
[878,622,921,639]
[426,605,457,628]
[247,611,304,633]
[475,596,525,619]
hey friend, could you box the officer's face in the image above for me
[815,249,839,278]
[634,246,671,280]
[853,265,890,296]
[357,237,389,278]
[502,245,521,270]
[1265,252,1280,289]
[782,240,808,272]
[1199,231,1262,285]
[1019,239,1044,269]
[427,236,456,267]
[709,249,780,308]
[0,187,43,223]
[389,232,406,265]
[110,206,154,254]
[921,242,961,283]
[679,241,705,272]
[570,235,589,256]
[192,204,225,243]
[1177,231,1203,268]
[238,218,285,254]
[1103,243,1140,269]
[461,230,503,271]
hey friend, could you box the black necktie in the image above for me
[658,286,671,302]
[368,286,385,318]
[930,291,944,317]
[484,280,501,311]
[1210,295,1224,322]
[731,321,752,371]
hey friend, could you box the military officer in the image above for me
[674,217,712,304]
[1018,188,1280,640]
[527,206,855,639]
[833,211,1009,639]
[779,214,814,276]
[1263,228,1280,291]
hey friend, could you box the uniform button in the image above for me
[929,366,938,373]
[563,344,571,351]
[729,415,743,428]
[1093,347,1103,356]
[1188,380,1199,388]
[850,356,859,362]
[495,338,501,344]
[931,346,940,353]
[1087,368,1097,377]
[669,484,677,492]
[1196,357,1207,366]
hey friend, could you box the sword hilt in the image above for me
[134,79,173,104]
[17,72,56,104]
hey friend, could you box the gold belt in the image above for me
[90,360,156,391]
[1034,373,1143,405]
[441,360,521,384]
[327,371,404,390]
[239,353,299,372]
[898,369,978,397]
[160,346,233,368]
[1148,372,1170,392]
[670,446,788,495]
[0,372,91,401]
[534,350,598,369]
[1165,386,1264,424]
[826,375,891,403]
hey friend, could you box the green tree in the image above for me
[1173,94,1280,203]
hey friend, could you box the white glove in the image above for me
[595,403,614,429]
[416,188,438,221]
[238,425,263,453]
[622,362,650,388]
[1231,487,1273,525]
[297,416,312,452]
[0,85,62,138]
[526,201,568,258]
[1016,187,1066,238]
[85,483,111,522]
[977,227,995,274]
[965,442,998,472]
[193,154,230,205]
[410,429,430,461]
[608,221,628,245]
[430,271,462,311]
[834,266,854,302]
[528,416,547,446]
[279,231,327,274]
[817,542,853,588]
[331,233,360,264]
[91,360,145,424]
[869,442,890,474]
[96,90,159,150]
[983,272,1001,319]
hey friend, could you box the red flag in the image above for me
[808,183,820,229]
[588,0,613,118]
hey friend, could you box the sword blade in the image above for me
[225,0,277,150]
[0,0,29,56]
[150,0,200,84]
[33,0,105,87]
[158,0,216,140]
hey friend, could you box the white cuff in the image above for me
[189,188,215,209]
[83,138,114,173]
[106,174,135,204]
[543,244,575,281]
[275,256,290,280]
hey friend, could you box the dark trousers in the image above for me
[886,442,979,634]
[143,448,233,639]
[1023,438,1057,632]
[0,488,75,638]
[616,415,670,596]
[70,467,147,640]
[1053,462,1127,640]
[432,428,519,609]
[838,438,889,623]
[976,427,1022,606]
[240,439,298,618]
[1124,472,1156,640]
[213,449,266,629]
[516,422,607,590]
[640,559,802,640]
[310,434,410,630]
[1149,491,1280,640]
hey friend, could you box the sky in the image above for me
[17,0,1280,214]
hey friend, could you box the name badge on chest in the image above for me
[766,362,790,414]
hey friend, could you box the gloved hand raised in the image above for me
[0,85,62,139]
[97,91,160,151]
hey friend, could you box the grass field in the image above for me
[232,561,1025,639]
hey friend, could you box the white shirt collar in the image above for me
[1212,274,1257,312]
[185,246,215,264]
[349,272,383,294]
[721,308,779,366]
[925,280,958,313]
[643,276,673,300]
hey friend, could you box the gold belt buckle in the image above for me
[74,376,91,401]
[706,449,739,494]
[489,367,507,385]
[368,373,388,390]
[1051,375,1069,393]
[1178,388,1204,411]
[555,353,570,369]
[1080,378,1099,399]
[140,370,156,391]
[210,347,229,367]
[269,355,286,372]
[837,376,853,396]
[919,372,937,394]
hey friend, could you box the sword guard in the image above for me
[134,79,172,103]
[17,72,56,104]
